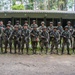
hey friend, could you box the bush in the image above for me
[12,4,25,10]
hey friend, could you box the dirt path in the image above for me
[0,54,75,75]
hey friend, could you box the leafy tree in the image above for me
[12,4,25,10]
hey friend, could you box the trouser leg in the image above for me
[9,41,12,53]
[18,41,21,54]
[67,43,70,54]
[4,41,8,53]
[61,43,64,54]
[26,42,29,54]
[14,41,17,53]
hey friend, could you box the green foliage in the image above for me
[12,4,25,10]
[12,0,16,5]
[26,3,33,10]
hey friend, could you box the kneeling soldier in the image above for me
[21,24,30,54]
[30,24,39,54]
[40,27,49,54]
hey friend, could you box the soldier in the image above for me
[57,22,63,47]
[47,22,54,45]
[31,20,38,30]
[24,20,31,31]
[61,26,70,55]
[7,21,14,30]
[0,27,3,53]
[30,24,39,54]
[21,24,30,54]
[50,26,59,54]
[0,21,5,28]
[66,21,73,47]
[4,24,12,53]
[72,25,75,53]
[16,20,22,30]
[40,27,49,54]
[38,21,46,33]
[11,25,21,54]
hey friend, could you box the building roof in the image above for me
[0,10,75,19]
[0,10,75,14]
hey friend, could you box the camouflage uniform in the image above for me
[16,20,22,31]
[21,24,30,54]
[66,21,73,47]
[0,27,3,53]
[57,22,63,47]
[38,21,46,33]
[30,25,39,54]
[11,25,21,54]
[61,26,70,55]
[40,27,49,54]
[4,24,12,53]
[31,20,38,30]
[7,21,14,30]
[50,27,59,54]
[23,20,31,32]
[72,26,75,53]
[47,22,54,45]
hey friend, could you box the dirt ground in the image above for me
[0,54,75,75]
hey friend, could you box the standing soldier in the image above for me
[0,27,3,53]
[24,20,31,31]
[7,21,14,30]
[40,27,49,54]
[4,24,12,53]
[30,24,39,54]
[47,22,54,45]
[61,26,70,55]
[72,25,75,53]
[66,21,73,47]
[57,22,63,47]
[50,26,59,54]
[38,21,46,33]
[31,20,38,30]
[16,20,22,30]
[11,25,21,54]
[21,24,30,54]
[0,21,5,28]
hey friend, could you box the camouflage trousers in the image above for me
[62,41,70,54]
[51,41,58,54]
[31,41,38,54]
[73,39,75,53]
[40,41,48,54]
[21,40,29,54]
[4,40,12,53]
[13,40,21,53]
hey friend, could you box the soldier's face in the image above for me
[34,27,37,30]
[50,24,53,26]
[41,23,44,26]
[43,28,46,31]
[7,26,10,29]
[68,23,71,26]
[1,21,3,25]
[54,28,57,31]
[33,22,36,24]
[58,23,61,26]
[24,26,27,29]
[65,28,68,31]
[15,27,18,30]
